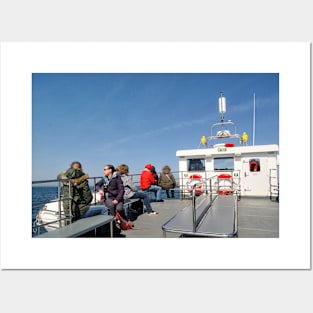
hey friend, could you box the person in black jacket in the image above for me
[151,165,159,185]
[95,164,124,216]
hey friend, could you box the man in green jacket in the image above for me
[58,161,107,220]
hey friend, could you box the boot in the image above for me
[171,190,175,198]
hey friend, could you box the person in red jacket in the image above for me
[140,164,164,202]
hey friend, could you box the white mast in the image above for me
[253,92,256,146]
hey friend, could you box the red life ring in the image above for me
[218,174,232,195]
[190,174,202,179]
[189,174,203,195]
[218,174,232,179]
[189,184,203,195]
[219,189,233,195]
[249,161,259,172]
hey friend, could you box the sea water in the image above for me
[32,186,59,220]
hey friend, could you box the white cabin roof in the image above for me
[176,144,279,158]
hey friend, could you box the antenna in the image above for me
[218,91,226,123]
[218,91,226,133]
[253,92,256,146]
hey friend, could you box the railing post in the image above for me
[32,176,105,235]
[58,180,62,228]
[180,173,183,200]
[93,177,97,205]
[68,180,73,224]
[192,184,197,233]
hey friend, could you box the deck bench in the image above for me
[36,214,115,238]
[36,199,144,238]
[123,198,144,215]
[162,194,238,237]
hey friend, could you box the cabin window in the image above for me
[188,158,205,171]
[214,157,234,170]
[249,159,261,172]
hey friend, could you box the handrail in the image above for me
[33,176,110,235]
[33,178,73,235]
[269,168,279,202]
[32,171,242,234]
[190,173,241,233]
[191,181,208,232]
[190,178,217,232]
[208,121,241,142]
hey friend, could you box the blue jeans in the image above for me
[80,205,108,218]
[145,185,162,201]
[132,191,153,213]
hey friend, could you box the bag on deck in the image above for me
[115,211,133,230]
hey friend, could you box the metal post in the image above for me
[253,92,256,146]
[58,180,62,228]
[93,177,97,204]
[110,221,113,238]
[180,172,183,200]
[192,184,197,233]
[68,180,73,224]
[231,174,234,194]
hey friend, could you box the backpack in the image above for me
[115,211,133,230]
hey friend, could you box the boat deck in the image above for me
[119,196,279,238]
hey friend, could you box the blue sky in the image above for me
[32,73,279,180]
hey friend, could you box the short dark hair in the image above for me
[104,164,115,172]
[71,161,82,171]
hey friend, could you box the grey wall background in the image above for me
[0,1,312,312]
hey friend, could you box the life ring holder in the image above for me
[218,174,233,195]
[189,174,203,195]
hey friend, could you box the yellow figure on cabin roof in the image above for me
[242,132,248,144]
[200,136,207,147]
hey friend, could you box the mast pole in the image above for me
[253,92,256,146]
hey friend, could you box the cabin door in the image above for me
[242,158,269,196]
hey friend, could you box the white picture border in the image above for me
[0,42,311,269]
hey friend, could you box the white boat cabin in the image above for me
[176,92,279,198]
[176,143,279,197]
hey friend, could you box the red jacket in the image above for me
[140,169,156,190]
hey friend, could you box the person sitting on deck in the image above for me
[117,164,158,216]
[151,165,159,185]
[58,161,108,220]
[140,164,164,202]
[150,165,159,198]
[95,164,125,217]
[158,165,176,199]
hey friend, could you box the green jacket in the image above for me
[57,168,93,218]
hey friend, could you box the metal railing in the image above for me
[32,176,104,235]
[32,171,242,234]
[190,175,238,235]
[269,168,279,201]
[191,181,209,232]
